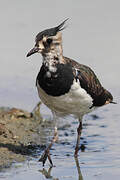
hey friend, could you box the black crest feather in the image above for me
[36,19,69,43]
[56,18,69,31]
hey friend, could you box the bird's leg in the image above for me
[74,120,82,157]
[39,126,58,167]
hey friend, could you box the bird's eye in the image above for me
[46,38,52,44]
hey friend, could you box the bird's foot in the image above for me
[38,149,53,167]
[39,150,48,167]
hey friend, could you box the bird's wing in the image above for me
[64,56,113,107]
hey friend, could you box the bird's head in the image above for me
[27,19,68,57]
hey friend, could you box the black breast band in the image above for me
[37,63,74,96]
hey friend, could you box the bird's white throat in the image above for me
[42,44,63,73]
[43,53,57,72]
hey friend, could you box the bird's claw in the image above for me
[39,149,53,167]
[38,150,48,166]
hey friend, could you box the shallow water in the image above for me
[0,106,119,180]
[0,0,120,179]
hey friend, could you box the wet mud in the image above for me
[0,103,45,169]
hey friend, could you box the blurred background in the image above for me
[0,1,120,180]
[0,0,119,111]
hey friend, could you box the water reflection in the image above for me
[39,157,83,180]
[39,167,53,179]
[75,157,83,180]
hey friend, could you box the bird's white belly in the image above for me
[37,80,93,117]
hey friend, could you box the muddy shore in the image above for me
[0,103,47,169]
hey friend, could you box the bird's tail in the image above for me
[104,89,117,105]
[110,101,117,104]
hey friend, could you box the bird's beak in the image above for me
[26,47,39,57]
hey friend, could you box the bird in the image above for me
[27,19,116,167]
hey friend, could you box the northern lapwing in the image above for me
[27,19,116,166]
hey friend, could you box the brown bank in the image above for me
[0,103,46,169]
